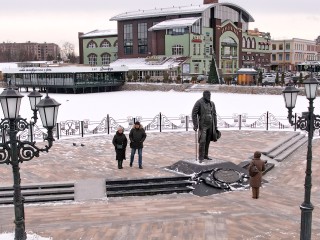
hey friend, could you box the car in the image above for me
[262,74,276,86]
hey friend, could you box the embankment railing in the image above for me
[3,111,318,142]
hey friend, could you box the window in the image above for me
[242,37,246,48]
[272,44,276,50]
[285,43,290,50]
[88,54,97,66]
[124,24,133,55]
[251,38,256,49]
[168,27,188,35]
[279,44,283,50]
[193,44,196,55]
[114,40,118,47]
[138,23,148,54]
[285,53,290,61]
[101,53,111,65]
[272,54,276,61]
[246,37,251,48]
[87,40,97,48]
[100,40,111,48]
[172,44,184,55]
[278,53,283,61]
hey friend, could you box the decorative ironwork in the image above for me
[60,120,81,135]
[144,114,160,131]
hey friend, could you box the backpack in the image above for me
[249,163,260,177]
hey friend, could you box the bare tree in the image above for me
[61,41,75,60]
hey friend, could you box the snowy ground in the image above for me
[1,87,320,239]
[7,88,320,123]
[0,232,51,240]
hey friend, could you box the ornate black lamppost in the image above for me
[0,86,60,240]
[282,75,320,240]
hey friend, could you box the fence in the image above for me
[4,111,317,143]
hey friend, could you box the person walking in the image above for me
[192,90,220,163]
[129,121,147,169]
[248,151,266,199]
[112,127,127,169]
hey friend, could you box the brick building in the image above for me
[0,42,60,62]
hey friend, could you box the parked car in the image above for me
[262,74,275,86]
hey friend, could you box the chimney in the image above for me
[203,0,218,4]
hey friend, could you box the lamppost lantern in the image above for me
[36,93,61,129]
[282,74,320,240]
[282,85,300,125]
[0,87,23,119]
[0,86,60,240]
[27,88,43,111]
[303,76,318,100]
[27,87,43,123]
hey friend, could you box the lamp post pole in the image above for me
[282,76,320,240]
[10,118,26,240]
[0,86,60,240]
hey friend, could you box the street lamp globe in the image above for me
[28,88,43,111]
[282,85,300,109]
[303,77,318,100]
[36,93,61,129]
[0,87,23,119]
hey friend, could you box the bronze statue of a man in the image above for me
[192,90,219,162]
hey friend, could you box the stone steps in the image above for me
[0,182,75,205]
[106,176,193,198]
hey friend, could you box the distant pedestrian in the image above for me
[248,151,266,199]
[112,127,127,169]
[129,121,147,169]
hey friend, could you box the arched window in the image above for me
[101,53,111,65]
[172,44,184,55]
[246,37,251,49]
[114,40,118,47]
[100,40,111,48]
[88,53,97,66]
[251,38,256,49]
[242,37,246,48]
[87,40,97,48]
[114,53,118,60]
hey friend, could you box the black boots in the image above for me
[118,160,123,169]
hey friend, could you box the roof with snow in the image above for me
[149,17,201,31]
[110,3,254,22]
[80,29,117,38]
[109,57,188,71]
[236,68,258,75]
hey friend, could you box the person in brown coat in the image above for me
[112,127,127,169]
[248,151,266,199]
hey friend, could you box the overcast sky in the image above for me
[0,0,319,54]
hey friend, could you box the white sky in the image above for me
[0,0,319,55]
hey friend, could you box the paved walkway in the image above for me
[0,130,320,239]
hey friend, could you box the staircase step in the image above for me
[274,138,308,162]
[261,132,300,155]
[106,176,190,185]
[107,186,193,198]
[0,193,75,205]
[0,187,75,198]
[267,134,305,159]
[106,180,192,191]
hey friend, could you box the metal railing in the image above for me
[3,111,318,143]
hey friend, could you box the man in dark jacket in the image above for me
[192,90,219,162]
[129,121,147,169]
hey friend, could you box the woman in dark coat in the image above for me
[248,151,266,199]
[112,127,127,169]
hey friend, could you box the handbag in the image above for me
[116,144,123,150]
[249,162,260,177]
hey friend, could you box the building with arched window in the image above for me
[78,29,118,65]
[79,0,271,81]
